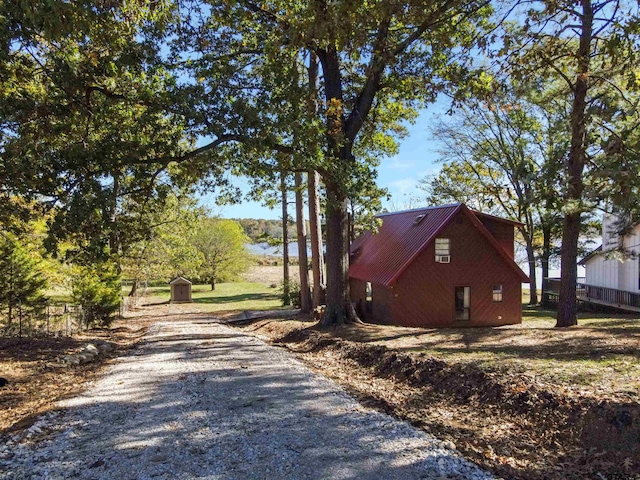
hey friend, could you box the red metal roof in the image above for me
[349,203,529,286]
[471,210,524,227]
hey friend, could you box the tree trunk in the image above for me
[524,237,538,305]
[295,172,312,312]
[7,261,13,327]
[128,279,138,297]
[211,278,215,291]
[558,213,582,326]
[541,224,551,308]
[281,172,291,306]
[109,170,120,259]
[319,182,359,326]
[556,0,592,328]
[7,299,12,328]
[306,52,325,308]
[315,44,366,326]
[308,170,325,308]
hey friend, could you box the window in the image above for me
[455,286,470,321]
[492,284,503,302]
[365,282,372,314]
[435,238,450,263]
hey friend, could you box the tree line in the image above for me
[1,1,638,328]
[0,196,252,330]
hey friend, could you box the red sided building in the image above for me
[349,203,529,327]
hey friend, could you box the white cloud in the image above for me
[388,178,419,195]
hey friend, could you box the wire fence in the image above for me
[0,282,147,338]
[0,303,85,338]
[119,281,147,316]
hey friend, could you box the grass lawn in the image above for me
[46,271,640,401]
[135,277,638,401]
[330,305,640,401]
[44,286,74,304]
[144,282,284,314]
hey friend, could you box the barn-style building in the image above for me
[349,203,529,328]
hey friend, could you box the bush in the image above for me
[71,262,122,328]
[280,278,301,308]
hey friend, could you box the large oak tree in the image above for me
[171,0,493,325]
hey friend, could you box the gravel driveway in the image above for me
[0,319,494,480]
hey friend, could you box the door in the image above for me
[455,286,470,321]
[177,284,188,301]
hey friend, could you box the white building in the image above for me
[580,214,640,294]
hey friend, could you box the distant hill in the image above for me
[233,218,297,243]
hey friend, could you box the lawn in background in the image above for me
[145,282,284,314]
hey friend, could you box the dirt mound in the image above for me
[271,327,640,479]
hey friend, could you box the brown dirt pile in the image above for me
[255,323,640,480]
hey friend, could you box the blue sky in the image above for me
[199,101,448,220]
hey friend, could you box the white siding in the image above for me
[584,216,640,293]
[585,254,618,288]
[621,225,640,292]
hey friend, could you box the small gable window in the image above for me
[492,284,503,302]
[435,238,450,263]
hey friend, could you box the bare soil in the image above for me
[0,304,170,435]
[3,295,638,480]
[234,318,640,480]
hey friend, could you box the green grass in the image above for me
[44,286,73,304]
[343,303,640,398]
[522,304,640,326]
[145,282,284,313]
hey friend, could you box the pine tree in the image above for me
[0,233,47,328]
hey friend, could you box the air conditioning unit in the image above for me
[436,255,450,263]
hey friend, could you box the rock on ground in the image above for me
[0,320,494,480]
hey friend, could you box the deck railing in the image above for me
[579,283,640,309]
[543,277,640,310]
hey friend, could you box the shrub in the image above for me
[71,262,122,328]
[280,278,301,308]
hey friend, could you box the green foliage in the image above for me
[120,193,205,283]
[0,232,47,325]
[280,278,301,309]
[192,219,252,288]
[71,261,121,328]
[0,1,195,263]
[422,84,566,234]
[497,1,640,324]
[235,218,296,243]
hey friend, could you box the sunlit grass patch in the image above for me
[145,282,284,313]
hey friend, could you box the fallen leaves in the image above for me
[242,319,640,480]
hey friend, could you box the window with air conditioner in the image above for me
[435,238,450,263]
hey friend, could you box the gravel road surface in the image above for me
[0,319,494,480]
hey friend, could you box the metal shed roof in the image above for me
[349,203,529,286]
